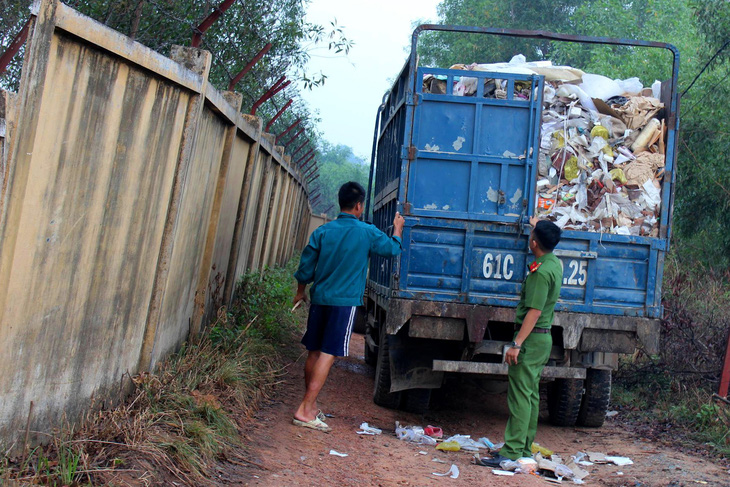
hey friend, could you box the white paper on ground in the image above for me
[606,456,634,466]
[432,464,460,479]
[329,450,348,457]
[357,422,382,435]
[492,469,515,476]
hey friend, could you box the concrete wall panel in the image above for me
[0,30,189,441]
[150,107,229,367]
[204,132,251,326]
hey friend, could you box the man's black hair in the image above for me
[338,181,366,210]
[533,220,562,251]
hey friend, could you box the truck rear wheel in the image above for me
[353,306,367,334]
[363,316,378,366]
[548,378,584,426]
[402,388,431,414]
[577,369,611,427]
[373,330,402,409]
[363,336,377,366]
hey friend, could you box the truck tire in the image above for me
[363,318,378,367]
[548,378,584,427]
[364,333,377,367]
[353,306,367,334]
[577,369,611,427]
[402,388,431,414]
[373,330,402,409]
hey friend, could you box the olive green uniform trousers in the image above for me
[502,332,552,459]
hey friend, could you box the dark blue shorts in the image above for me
[301,304,357,357]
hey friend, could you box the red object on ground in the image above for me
[719,331,730,398]
[424,426,443,438]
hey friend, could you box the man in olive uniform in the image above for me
[480,217,562,466]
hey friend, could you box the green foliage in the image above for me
[691,0,730,61]
[674,0,730,268]
[57,445,81,485]
[549,0,698,85]
[211,260,299,344]
[417,0,586,67]
[309,141,369,218]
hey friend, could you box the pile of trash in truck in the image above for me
[424,55,668,236]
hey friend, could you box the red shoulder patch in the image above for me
[529,261,542,274]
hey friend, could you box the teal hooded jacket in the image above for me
[294,213,402,306]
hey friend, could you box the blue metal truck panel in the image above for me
[399,219,660,317]
[407,68,543,225]
[368,26,679,322]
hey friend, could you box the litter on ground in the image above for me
[432,464,460,479]
[356,422,382,435]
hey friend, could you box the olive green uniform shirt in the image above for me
[514,252,562,328]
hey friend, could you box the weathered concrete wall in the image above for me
[0,0,310,447]
[307,213,330,242]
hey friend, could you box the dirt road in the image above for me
[223,334,729,487]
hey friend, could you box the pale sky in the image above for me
[300,0,442,160]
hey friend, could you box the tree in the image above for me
[309,142,369,218]
[417,0,586,68]
[673,1,730,266]
[550,0,699,85]
[1,0,358,191]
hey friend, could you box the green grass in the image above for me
[0,256,304,484]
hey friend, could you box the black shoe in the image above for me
[475,453,511,468]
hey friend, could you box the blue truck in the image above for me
[363,25,679,426]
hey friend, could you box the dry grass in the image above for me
[613,251,730,457]
[0,262,302,486]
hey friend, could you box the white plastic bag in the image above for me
[616,77,643,95]
[579,73,623,101]
[652,80,662,99]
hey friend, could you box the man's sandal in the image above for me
[293,417,331,432]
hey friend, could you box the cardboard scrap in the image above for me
[587,452,609,464]
[606,456,634,466]
[565,461,590,481]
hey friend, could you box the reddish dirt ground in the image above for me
[221,333,730,487]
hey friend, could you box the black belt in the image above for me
[515,326,550,334]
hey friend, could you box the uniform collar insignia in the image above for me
[529,261,542,273]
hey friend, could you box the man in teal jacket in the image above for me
[292,181,404,432]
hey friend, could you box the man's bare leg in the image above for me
[295,351,335,422]
[304,350,319,389]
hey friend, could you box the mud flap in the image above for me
[388,332,445,393]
